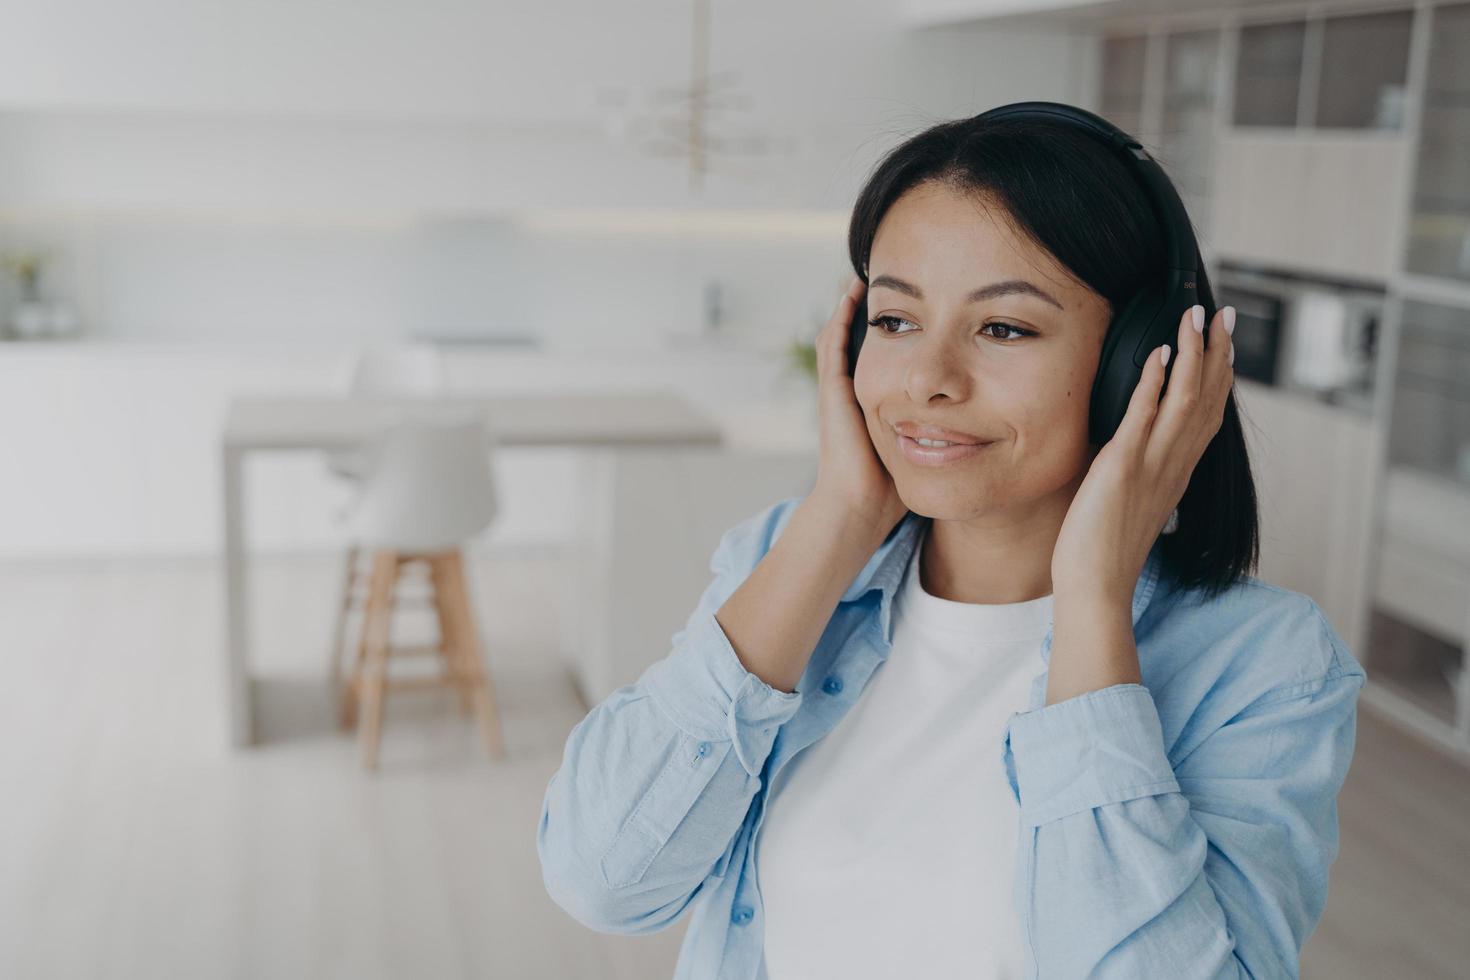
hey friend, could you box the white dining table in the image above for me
[221,389,724,747]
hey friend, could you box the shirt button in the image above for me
[731,905,754,925]
[821,676,844,695]
[696,742,709,759]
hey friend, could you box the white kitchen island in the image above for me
[1,339,822,748]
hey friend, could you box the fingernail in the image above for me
[1224,306,1236,336]
[1191,305,1204,333]
[1228,342,1235,366]
[1161,344,1171,367]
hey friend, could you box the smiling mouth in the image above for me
[895,432,993,465]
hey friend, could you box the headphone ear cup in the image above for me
[1090,280,1171,446]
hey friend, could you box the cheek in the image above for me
[999,367,1094,459]
[853,360,900,458]
[852,343,876,396]
[1014,353,1094,416]
[852,351,886,419]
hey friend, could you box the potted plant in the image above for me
[1,250,77,339]
[2,251,44,337]
[785,336,818,384]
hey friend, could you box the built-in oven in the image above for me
[1213,261,1382,413]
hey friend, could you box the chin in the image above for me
[893,480,989,522]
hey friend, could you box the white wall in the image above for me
[0,8,1095,347]
[0,13,1095,347]
[0,1,1092,132]
[0,210,859,348]
[0,2,1100,556]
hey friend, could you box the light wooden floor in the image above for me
[0,551,1463,979]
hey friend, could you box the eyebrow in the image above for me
[869,273,1064,311]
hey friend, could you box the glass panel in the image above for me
[1233,20,1305,127]
[1387,299,1470,486]
[1316,9,1412,129]
[1100,34,1147,138]
[1364,608,1463,726]
[1160,29,1221,237]
[1405,2,1470,282]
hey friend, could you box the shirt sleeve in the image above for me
[537,499,804,935]
[1000,607,1365,979]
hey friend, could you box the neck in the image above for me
[918,481,1080,605]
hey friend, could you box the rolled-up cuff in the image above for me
[644,610,804,778]
[1001,683,1179,828]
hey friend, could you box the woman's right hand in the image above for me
[809,274,909,540]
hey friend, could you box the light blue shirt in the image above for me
[537,495,1364,979]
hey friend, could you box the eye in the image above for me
[980,321,1035,342]
[867,315,1036,343]
[867,314,917,335]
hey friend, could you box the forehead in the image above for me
[869,181,1079,293]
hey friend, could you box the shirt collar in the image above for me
[838,509,1167,649]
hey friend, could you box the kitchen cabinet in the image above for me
[1232,9,1413,132]
[1099,34,1148,138]
[1233,20,1305,127]
[1405,1,1470,284]
[1377,467,1470,642]
[1385,298,1470,485]
[1095,26,1220,247]
[1232,378,1378,659]
[1315,9,1412,130]
[1100,14,1412,281]
[1160,29,1222,241]
[1213,133,1406,282]
[1213,135,1310,266]
[1366,294,1470,751]
[1371,467,1470,741]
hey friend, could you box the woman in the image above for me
[537,110,1363,980]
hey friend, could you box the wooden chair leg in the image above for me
[429,555,474,716]
[357,550,400,770]
[339,549,373,732]
[439,550,507,761]
[339,608,366,732]
[328,543,359,689]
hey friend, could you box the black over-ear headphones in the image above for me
[846,100,1217,447]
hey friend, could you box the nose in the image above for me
[903,331,972,405]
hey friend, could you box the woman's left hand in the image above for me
[1051,303,1236,608]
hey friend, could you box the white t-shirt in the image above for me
[757,524,1051,980]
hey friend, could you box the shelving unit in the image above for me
[1095,0,1470,759]
[1360,1,1470,758]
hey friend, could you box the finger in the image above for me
[1154,304,1224,444]
[1167,303,1207,403]
[1213,305,1236,405]
[820,276,865,382]
[839,275,867,352]
[1116,341,1171,451]
[1193,304,1231,432]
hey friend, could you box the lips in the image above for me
[896,432,992,465]
[891,421,989,446]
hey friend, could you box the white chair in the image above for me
[326,345,447,697]
[326,344,447,483]
[334,412,507,769]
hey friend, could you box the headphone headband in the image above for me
[974,101,1201,282]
